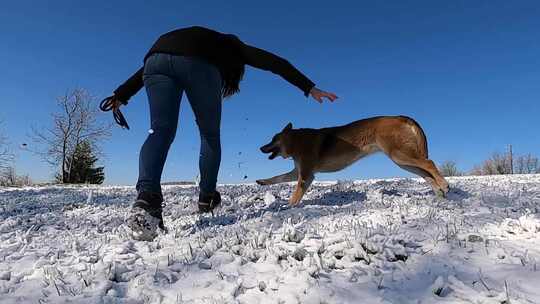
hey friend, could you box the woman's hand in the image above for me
[99,95,130,129]
[110,96,124,111]
[309,87,338,103]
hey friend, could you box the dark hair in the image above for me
[218,34,245,98]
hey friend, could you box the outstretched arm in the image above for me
[241,44,338,103]
[113,67,144,104]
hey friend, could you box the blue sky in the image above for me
[1,1,539,185]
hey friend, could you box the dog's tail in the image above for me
[400,116,429,158]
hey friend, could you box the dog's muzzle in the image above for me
[260,144,279,160]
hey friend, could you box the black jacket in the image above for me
[114,26,315,102]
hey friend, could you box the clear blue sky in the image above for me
[1,1,539,185]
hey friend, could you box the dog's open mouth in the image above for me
[260,144,280,160]
[268,149,279,160]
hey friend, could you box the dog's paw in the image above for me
[441,185,450,195]
[434,188,446,198]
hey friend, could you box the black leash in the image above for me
[99,96,130,130]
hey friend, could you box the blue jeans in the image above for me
[136,53,222,196]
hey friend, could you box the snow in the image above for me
[0,174,539,303]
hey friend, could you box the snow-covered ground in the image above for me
[1,175,539,304]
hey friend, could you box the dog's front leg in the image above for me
[289,169,314,205]
[256,168,297,185]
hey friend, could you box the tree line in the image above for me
[439,149,540,177]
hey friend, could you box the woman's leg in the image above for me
[136,62,183,195]
[183,60,223,194]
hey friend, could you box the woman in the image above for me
[110,26,337,240]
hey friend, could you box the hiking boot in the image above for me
[198,191,221,214]
[128,192,165,241]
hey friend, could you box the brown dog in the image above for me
[256,116,449,205]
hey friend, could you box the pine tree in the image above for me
[63,141,105,184]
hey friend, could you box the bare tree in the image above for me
[31,89,111,183]
[492,152,512,174]
[514,154,539,174]
[0,120,13,170]
[0,166,32,187]
[470,150,539,176]
[472,152,512,175]
[0,167,16,186]
[439,161,461,177]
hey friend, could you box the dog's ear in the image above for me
[283,122,293,132]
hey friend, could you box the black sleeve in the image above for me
[240,43,315,97]
[113,67,144,103]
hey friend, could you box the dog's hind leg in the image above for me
[391,152,449,196]
[397,164,442,196]
[408,159,449,195]
[256,168,297,185]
